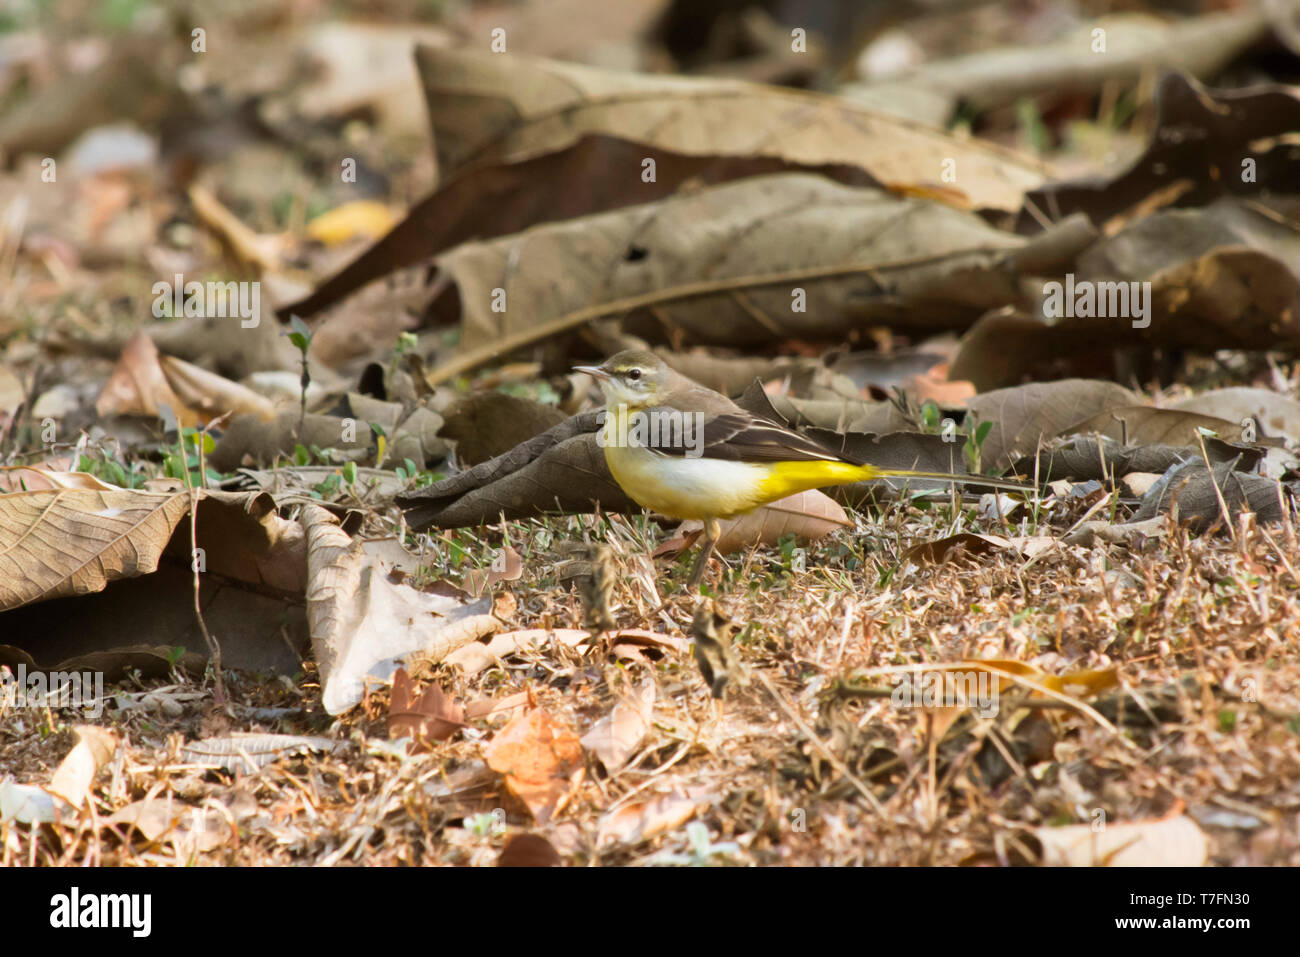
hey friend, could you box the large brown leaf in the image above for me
[0,487,192,610]
[0,489,310,672]
[429,174,1028,367]
[280,135,889,321]
[416,46,1045,213]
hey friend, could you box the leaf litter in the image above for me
[3,1,1300,870]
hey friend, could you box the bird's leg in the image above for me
[687,516,722,589]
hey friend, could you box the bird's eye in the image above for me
[628,368,642,380]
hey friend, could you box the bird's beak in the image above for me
[574,364,611,381]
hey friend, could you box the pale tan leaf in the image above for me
[445,627,687,676]
[158,354,277,423]
[1170,387,1300,444]
[1034,815,1208,867]
[437,175,1029,357]
[580,679,655,772]
[300,504,501,714]
[417,46,1045,213]
[95,331,197,426]
[0,466,116,491]
[907,532,1057,564]
[46,725,117,808]
[463,544,524,597]
[595,787,716,849]
[108,796,229,852]
[181,733,339,772]
[713,489,851,553]
[1064,405,1243,447]
[0,488,191,611]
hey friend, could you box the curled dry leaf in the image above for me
[0,465,116,491]
[463,544,523,597]
[713,489,849,553]
[1065,406,1247,448]
[665,490,850,555]
[300,504,501,714]
[97,331,277,426]
[388,667,465,750]
[95,331,194,426]
[46,724,118,809]
[595,787,717,849]
[108,797,230,853]
[1033,814,1208,867]
[485,707,583,825]
[434,174,1028,357]
[964,380,1137,470]
[416,46,1044,213]
[580,679,655,773]
[157,353,277,423]
[1171,387,1300,445]
[1132,461,1288,533]
[181,733,339,772]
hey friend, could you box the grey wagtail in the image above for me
[576,349,1028,587]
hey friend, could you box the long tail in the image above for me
[865,466,1034,493]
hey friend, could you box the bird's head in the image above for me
[574,349,670,410]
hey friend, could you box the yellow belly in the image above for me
[603,444,871,520]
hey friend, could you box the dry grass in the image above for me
[5,490,1299,867]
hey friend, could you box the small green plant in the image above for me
[649,822,740,866]
[75,453,145,489]
[919,400,942,433]
[284,315,313,435]
[164,428,221,487]
[963,418,994,475]
[312,473,342,498]
[465,811,504,838]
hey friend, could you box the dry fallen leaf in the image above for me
[485,707,583,825]
[388,667,466,750]
[1033,814,1208,866]
[181,733,339,772]
[417,46,1044,213]
[907,533,1057,564]
[108,797,230,853]
[463,544,523,597]
[95,331,195,426]
[595,787,716,849]
[0,487,191,611]
[301,504,502,714]
[157,353,277,423]
[46,724,118,809]
[305,200,400,246]
[580,679,655,773]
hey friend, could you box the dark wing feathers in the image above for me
[644,409,856,464]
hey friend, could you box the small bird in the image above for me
[576,349,1028,587]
